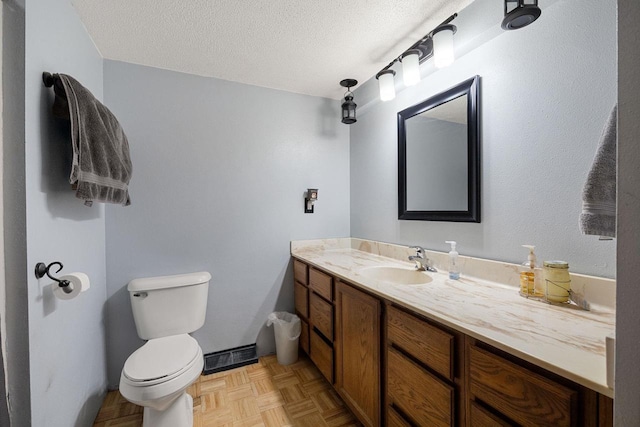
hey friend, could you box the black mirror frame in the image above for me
[398,75,480,222]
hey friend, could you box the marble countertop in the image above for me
[291,238,615,398]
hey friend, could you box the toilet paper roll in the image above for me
[53,272,90,300]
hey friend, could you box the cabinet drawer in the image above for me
[309,268,333,301]
[310,292,333,340]
[469,345,577,427]
[310,331,333,383]
[387,347,453,427]
[300,318,309,354]
[294,281,309,318]
[387,406,411,427]
[293,259,308,285]
[469,402,514,427]
[387,305,454,380]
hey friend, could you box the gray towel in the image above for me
[54,74,132,206]
[580,105,616,238]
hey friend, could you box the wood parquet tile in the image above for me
[93,354,362,427]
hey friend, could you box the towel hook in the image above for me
[42,72,55,88]
[35,261,71,289]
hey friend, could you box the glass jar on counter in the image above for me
[543,261,571,303]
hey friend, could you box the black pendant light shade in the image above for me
[502,0,541,30]
[340,79,358,124]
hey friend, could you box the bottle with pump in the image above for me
[445,241,460,280]
[520,245,537,296]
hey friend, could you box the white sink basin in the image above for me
[359,266,433,285]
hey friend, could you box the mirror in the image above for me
[398,75,480,222]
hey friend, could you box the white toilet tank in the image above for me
[128,271,211,340]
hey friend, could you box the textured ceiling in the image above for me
[71,0,472,99]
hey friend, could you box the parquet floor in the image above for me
[93,354,361,426]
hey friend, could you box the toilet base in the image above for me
[142,392,193,427]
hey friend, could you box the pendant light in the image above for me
[340,79,358,124]
[376,70,396,102]
[432,25,456,69]
[502,0,541,30]
[400,50,421,86]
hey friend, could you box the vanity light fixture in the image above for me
[501,0,541,30]
[374,14,458,102]
[340,79,358,124]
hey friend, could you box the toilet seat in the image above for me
[123,335,200,387]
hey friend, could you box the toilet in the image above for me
[119,271,211,427]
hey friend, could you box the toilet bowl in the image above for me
[119,272,211,427]
[120,335,203,427]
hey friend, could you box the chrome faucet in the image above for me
[408,246,437,272]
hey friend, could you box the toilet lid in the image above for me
[123,335,200,383]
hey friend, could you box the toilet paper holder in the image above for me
[35,261,72,293]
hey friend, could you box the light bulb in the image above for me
[400,50,421,86]
[433,25,456,69]
[376,70,396,102]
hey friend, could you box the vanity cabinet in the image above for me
[291,257,613,427]
[335,280,381,427]
[385,304,465,426]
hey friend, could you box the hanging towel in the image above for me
[579,104,617,238]
[51,77,70,120]
[52,74,132,206]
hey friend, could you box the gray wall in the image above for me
[2,1,30,425]
[350,0,617,277]
[24,0,107,425]
[103,60,350,387]
[616,0,640,423]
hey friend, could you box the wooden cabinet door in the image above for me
[469,345,577,427]
[335,281,381,427]
[387,305,454,380]
[293,259,308,285]
[294,281,309,318]
[309,292,333,340]
[310,331,333,383]
[387,347,454,427]
[299,318,309,355]
[309,268,333,301]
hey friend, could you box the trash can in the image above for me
[267,312,301,365]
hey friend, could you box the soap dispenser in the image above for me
[445,241,460,280]
[520,245,538,296]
